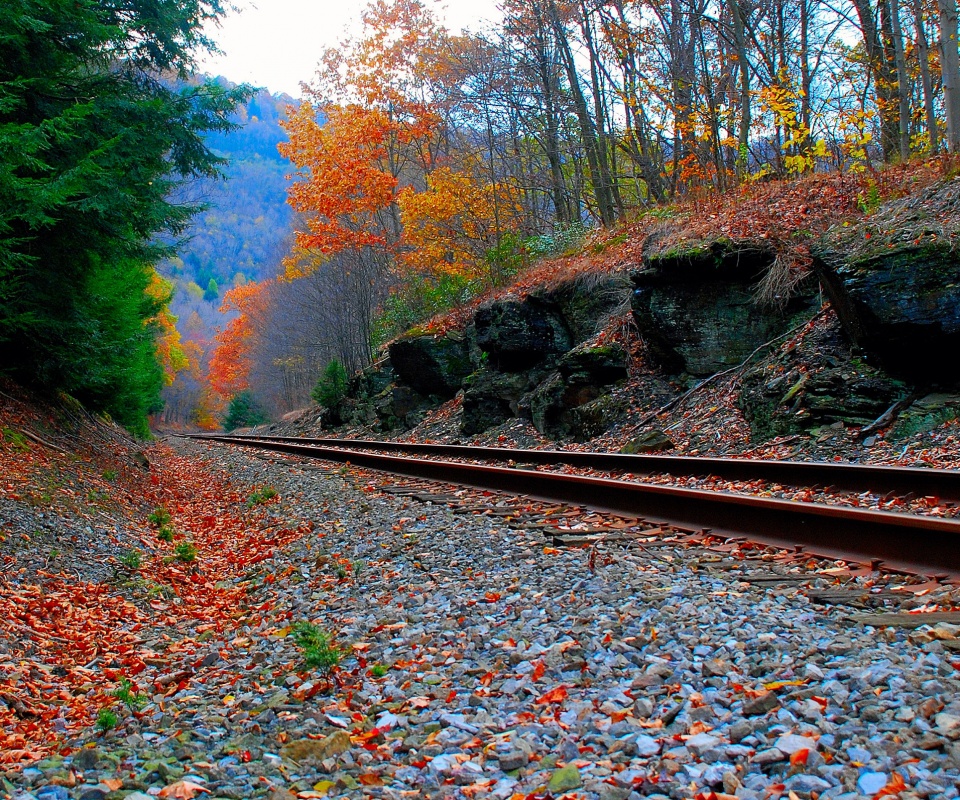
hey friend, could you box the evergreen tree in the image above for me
[0,0,249,434]
[223,391,267,430]
[203,278,219,302]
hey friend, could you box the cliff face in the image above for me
[286,176,960,448]
[813,178,960,380]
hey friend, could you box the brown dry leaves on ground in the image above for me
[0,389,311,764]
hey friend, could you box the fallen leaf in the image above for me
[158,780,211,799]
[535,685,569,704]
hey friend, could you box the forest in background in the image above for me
[156,86,297,428]
[9,0,957,435]
[198,0,960,431]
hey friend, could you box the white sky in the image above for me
[199,0,502,98]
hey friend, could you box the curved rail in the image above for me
[186,434,960,578]
[197,434,960,502]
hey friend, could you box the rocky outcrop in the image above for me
[388,332,472,399]
[348,360,395,401]
[473,295,572,371]
[461,370,541,436]
[631,241,815,376]
[738,320,907,440]
[814,180,960,381]
[372,385,431,431]
[542,274,631,343]
[528,343,629,439]
[892,393,960,438]
[621,429,674,453]
[458,278,633,436]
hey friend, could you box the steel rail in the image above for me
[198,434,960,503]
[188,434,960,578]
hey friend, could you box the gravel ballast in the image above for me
[6,436,960,800]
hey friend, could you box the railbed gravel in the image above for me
[11,436,960,800]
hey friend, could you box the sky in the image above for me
[199,0,502,98]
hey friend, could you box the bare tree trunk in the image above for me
[889,0,912,159]
[800,0,812,136]
[727,0,751,175]
[528,6,575,225]
[914,0,939,152]
[545,0,617,225]
[852,0,903,161]
[939,0,960,152]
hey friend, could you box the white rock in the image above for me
[634,734,661,757]
[428,753,460,775]
[441,712,480,733]
[686,732,720,757]
[804,663,824,679]
[375,711,399,731]
[857,771,889,795]
[935,712,960,732]
[774,733,818,755]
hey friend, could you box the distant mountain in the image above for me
[161,83,297,339]
[157,81,299,425]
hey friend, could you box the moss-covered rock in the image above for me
[372,385,431,431]
[474,295,572,371]
[347,360,396,401]
[814,178,960,380]
[631,241,816,376]
[528,343,629,439]
[620,429,674,453]
[737,320,907,440]
[892,393,960,439]
[539,273,632,344]
[461,370,540,435]
[388,332,472,399]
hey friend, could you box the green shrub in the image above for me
[247,486,278,507]
[312,359,349,409]
[292,621,342,676]
[371,273,476,348]
[173,541,197,562]
[119,549,142,570]
[157,525,176,542]
[148,507,171,527]
[110,677,147,710]
[95,709,118,732]
[223,391,268,431]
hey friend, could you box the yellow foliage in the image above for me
[146,270,188,387]
[398,167,522,280]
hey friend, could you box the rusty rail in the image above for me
[200,434,960,503]
[186,434,960,578]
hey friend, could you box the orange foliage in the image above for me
[280,103,431,264]
[207,281,272,399]
[278,0,448,279]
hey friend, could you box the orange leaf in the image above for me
[531,661,545,682]
[358,773,383,786]
[535,685,568,705]
[789,748,810,766]
[158,780,211,799]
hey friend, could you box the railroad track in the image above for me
[194,434,960,502]
[184,433,960,579]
